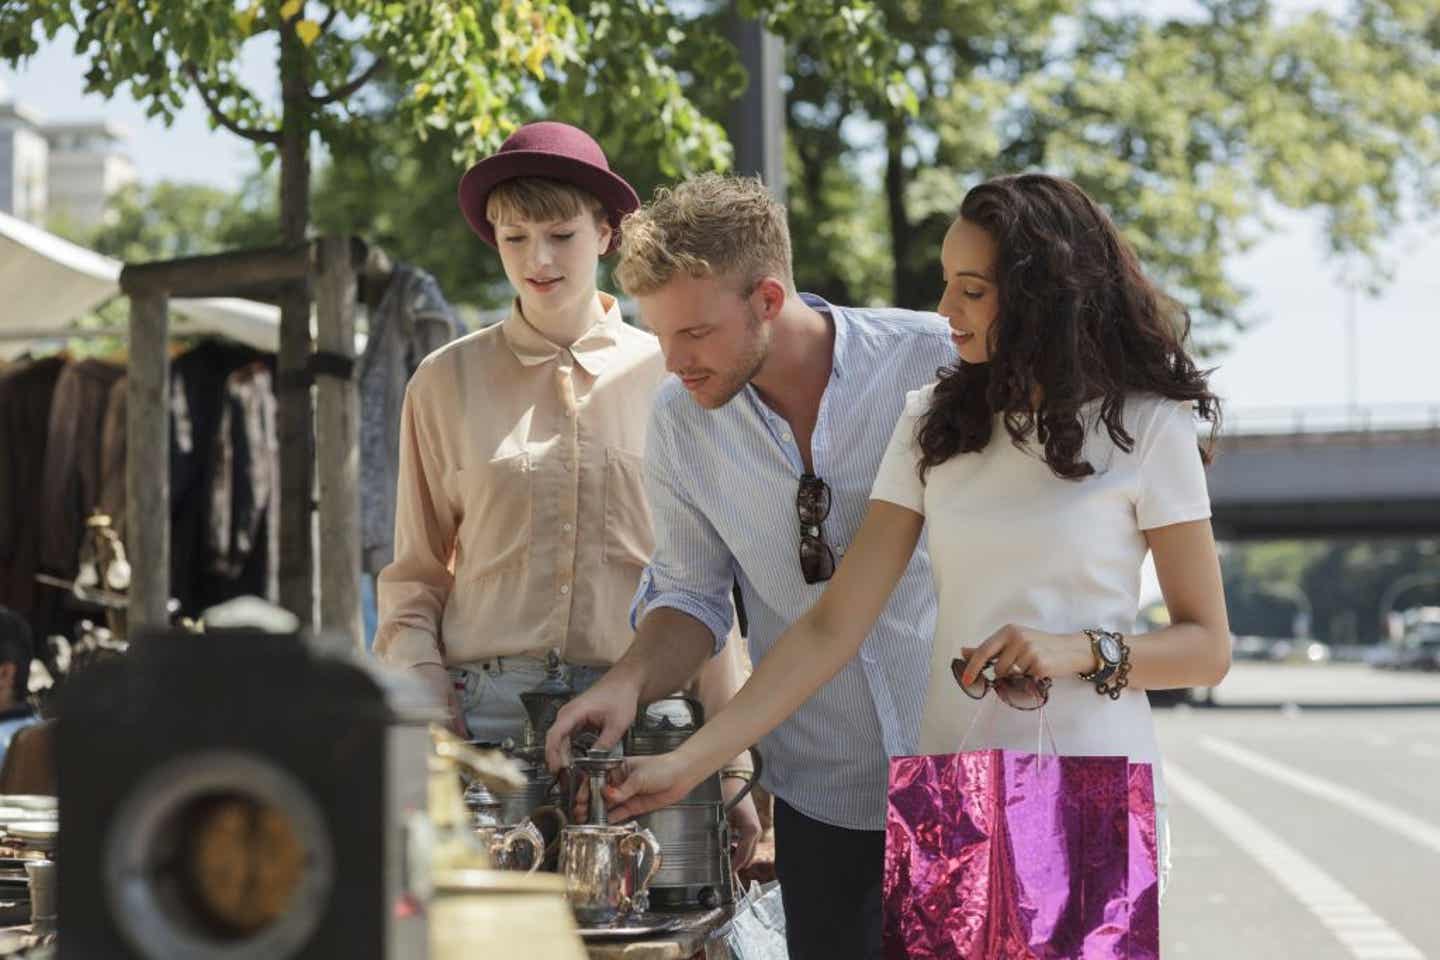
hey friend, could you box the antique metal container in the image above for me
[558,823,662,925]
[624,697,760,911]
[517,651,575,750]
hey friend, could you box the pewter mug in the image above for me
[559,824,662,925]
[474,821,545,873]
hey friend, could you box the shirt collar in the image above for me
[799,292,849,380]
[501,292,623,377]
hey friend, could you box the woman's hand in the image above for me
[603,751,709,823]
[959,625,1094,686]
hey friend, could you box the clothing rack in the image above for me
[116,236,390,648]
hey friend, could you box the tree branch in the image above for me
[185,63,282,144]
[318,6,340,35]
[309,56,387,105]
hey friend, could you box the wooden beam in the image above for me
[276,285,315,629]
[126,294,171,631]
[120,244,311,299]
[313,235,362,649]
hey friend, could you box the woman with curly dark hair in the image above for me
[604,173,1232,899]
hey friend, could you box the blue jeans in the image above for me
[360,573,378,651]
[450,655,606,745]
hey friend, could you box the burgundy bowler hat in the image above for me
[457,121,640,255]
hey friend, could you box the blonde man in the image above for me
[547,174,953,959]
[375,126,759,865]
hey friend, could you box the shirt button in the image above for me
[559,584,571,596]
[562,522,573,533]
[563,461,573,472]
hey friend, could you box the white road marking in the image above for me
[1199,736,1440,857]
[1167,762,1426,960]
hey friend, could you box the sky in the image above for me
[2,8,1435,416]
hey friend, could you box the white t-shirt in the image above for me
[869,386,1212,804]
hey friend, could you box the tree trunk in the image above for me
[884,116,914,309]
[277,14,315,628]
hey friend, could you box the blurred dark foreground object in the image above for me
[55,625,437,960]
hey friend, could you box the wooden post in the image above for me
[126,294,171,631]
[277,283,316,629]
[313,236,362,649]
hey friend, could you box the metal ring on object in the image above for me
[103,750,335,960]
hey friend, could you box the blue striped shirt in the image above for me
[631,294,953,830]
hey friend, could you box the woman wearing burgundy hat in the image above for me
[372,122,760,866]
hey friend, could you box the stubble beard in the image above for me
[695,306,770,409]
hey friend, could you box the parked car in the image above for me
[1373,622,1440,672]
[1231,634,1331,664]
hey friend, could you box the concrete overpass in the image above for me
[1207,405,1440,540]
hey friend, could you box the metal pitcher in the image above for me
[473,821,545,873]
[518,651,575,749]
[472,802,566,872]
[558,823,662,925]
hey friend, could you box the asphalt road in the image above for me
[1156,663,1440,959]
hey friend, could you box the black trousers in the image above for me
[773,796,886,960]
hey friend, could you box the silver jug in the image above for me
[473,821,545,873]
[558,824,662,925]
[471,801,566,871]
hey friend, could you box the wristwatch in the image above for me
[1079,628,1125,685]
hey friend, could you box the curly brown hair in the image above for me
[916,173,1220,481]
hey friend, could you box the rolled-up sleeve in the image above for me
[628,406,736,652]
[374,374,457,668]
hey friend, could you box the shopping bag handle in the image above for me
[957,696,1061,758]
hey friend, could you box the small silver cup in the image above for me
[559,824,661,925]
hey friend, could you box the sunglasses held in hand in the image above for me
[951,657,1051,710]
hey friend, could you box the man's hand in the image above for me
[414,662,466,737]
[544,673,643,773]
[723,781,762,870]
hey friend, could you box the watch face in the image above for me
[1099,635,1123,664]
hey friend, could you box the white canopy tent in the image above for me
[0,210,280,354]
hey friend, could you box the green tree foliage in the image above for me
[786,0,1440,328]
[80,178,278,263]
[1,1,903,239]
[1223,539,1440,644]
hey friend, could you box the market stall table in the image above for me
[582,906,731,960]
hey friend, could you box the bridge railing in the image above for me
[1220,404,1440,436]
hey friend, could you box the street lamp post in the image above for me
[727,7,786,202]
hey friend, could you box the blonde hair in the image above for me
[615,173,793,296]
[486,177,606,228]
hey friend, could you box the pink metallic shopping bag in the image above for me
[883,748,1160,959]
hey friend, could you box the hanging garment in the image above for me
[169,340,268,616]
[206,363,279,605]
[0,356,67,619]
[36,358,125,581]
[357,265,458,575]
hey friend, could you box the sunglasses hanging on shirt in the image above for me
[796,472,835,584]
